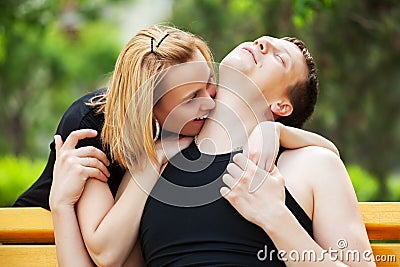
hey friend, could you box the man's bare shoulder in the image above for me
[277,146,354,220]
[279,146,340,166]
[278,146,350,192]
[277,146,346,183]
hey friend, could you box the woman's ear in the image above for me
[270,101,293,118]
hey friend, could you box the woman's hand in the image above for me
[49,129,110,210]
[155,135,193,172]
[220,153,286,228]
[245,120,340,172]
[124,135,193,194]
[244,121,280,171]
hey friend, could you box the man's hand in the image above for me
[50,129,110,209]
[220,153,286,227]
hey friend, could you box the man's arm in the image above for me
[278,124,339,156]
[221,147,375,266]
[281,147,374,266]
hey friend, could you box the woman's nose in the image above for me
[200,90,216,111]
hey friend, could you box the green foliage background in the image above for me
[0,0,399,206]
[0,156,46,206]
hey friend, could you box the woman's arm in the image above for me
[51,206,95,267]
[76,164,156,267]
[246,121,339,170]
[50,130,110,267]
[122,241,146,267]
[278,123,339,156]
[76,136,193,267]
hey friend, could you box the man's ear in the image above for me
[270,101,293,118]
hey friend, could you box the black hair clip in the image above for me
[150,37,155,53]
[150,33,169,53]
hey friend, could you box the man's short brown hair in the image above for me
[277,37,318,128]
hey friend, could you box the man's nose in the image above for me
[253,37,271,54]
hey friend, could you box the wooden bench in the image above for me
[1,203,399,266]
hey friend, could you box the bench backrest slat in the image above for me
[0,207,54,243]
[2,204,399,243]
[0,245,57,267]
[0,203,399,267]
[359,202,400,240]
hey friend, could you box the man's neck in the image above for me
[196,66,272,155]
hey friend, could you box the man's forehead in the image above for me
[239,36,297,48]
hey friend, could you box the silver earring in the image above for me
[153,118,160,142]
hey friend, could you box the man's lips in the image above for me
[242,47,257,64]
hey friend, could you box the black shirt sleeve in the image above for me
[13,89,124,210]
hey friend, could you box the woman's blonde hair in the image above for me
[90,25,213,172]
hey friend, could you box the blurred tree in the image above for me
[0,0,122,157]
[1,0,398,200]
[171,0,332,61]
[170,0,400,199]
[306,0,400,199]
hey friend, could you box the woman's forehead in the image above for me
[155,60,211,100]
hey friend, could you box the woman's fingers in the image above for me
[258,141,278,172]
[244,124,262,165]
[246,121,280,171]
[156,136,193,164]
[79,157,110,178]
[178,136,194,150]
